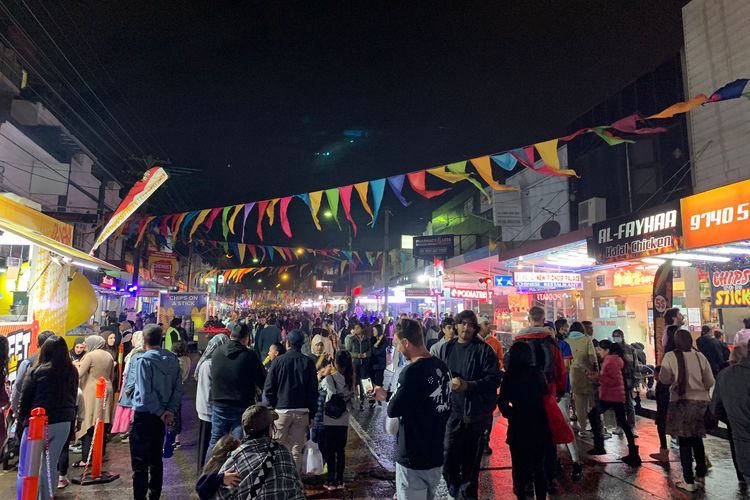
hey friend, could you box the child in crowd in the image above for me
[171,341,191,449]
[195,434,241,499]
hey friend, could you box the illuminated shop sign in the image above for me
[514,272,582,292]
[534,292,572,301]
[613,270,655,288]
[710,267,750,307]
[445,287,493,300]
[681,179,750,249]
[590,201,682,264]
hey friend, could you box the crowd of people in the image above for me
[2,305,749,499]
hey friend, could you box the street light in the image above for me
[281,273,289,281]
[323,210,333,218]
[252,258,259,264]
[257,278,263,283]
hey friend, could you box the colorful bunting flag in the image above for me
[407,171,451,199]
[470,156,516,191]
[279,197,293,238]
[256,200,270,241]
[387,175,411,207]
[353,182,374,224]
[221,206,232,239]
[266,199,279,226]
[338,185,358,236]
[189,209,211,241]
[309,191,323,231]
[324,188,341,229]
[241,202,255,241]
[445,161,488,200]
[227,204,243,235]
[205,207,222,232]
[708,79,750,102]
[370,179,386,226]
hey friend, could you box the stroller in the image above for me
[1,407,18,470]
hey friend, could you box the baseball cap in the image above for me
[242,404,278,435]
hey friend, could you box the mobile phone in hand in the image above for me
[362,377,374,394]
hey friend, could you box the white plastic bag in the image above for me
[305,439,324,475]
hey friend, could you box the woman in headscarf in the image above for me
[110,331,145,439]
[70,336,86,362]
[74,335,114,467]
[195,334,229,471]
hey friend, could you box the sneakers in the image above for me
[676,481,699,492]
[57,477,70,489]
[612,428,624,435]
[69,443,82,454]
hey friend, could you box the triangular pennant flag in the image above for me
[273,246,287,261]
[387,175,411,207]
[204,207,222,232]
[171,213,188,236]
[708,79,750,102]
[158,215,171,237]
[283,247,294,260]
[237,243,246,264]
[188,209,211,241]
[221,241,229,254]
[279,197,293,238]
[470,156,516,191]
[266,199,279,226]
[248,245,257,261]
[446,161,488,199]
[181,211,200,238]
[227,204,244,235]
[221,206,232,240]
[353,182,374,224]
[136,216,156,245]
[559,127,591,142]
[267,245,276,261]
[647,94,708,119]
[407,171,450,199]
[296,193,312,211]
[591,127,636,146]
[256,200,270,241]
[369,179,386,227]
[324,189,341,229]
[535,139,561,169]
[490,153,518,172]
[229,242,239,261]
[610,114,667,135]
[258,245,267,263]
[428,165,469,183]
[309,191,323,231]
[338,185,358,237]
[241,202,255,242]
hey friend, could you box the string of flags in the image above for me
[122,79,749,243]
[194,240,382,265]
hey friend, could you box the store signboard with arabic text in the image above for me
[514,272,582,292]
[710,267,750,308]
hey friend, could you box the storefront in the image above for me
[0,195,118,378]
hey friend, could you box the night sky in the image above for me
[3,1,686,250]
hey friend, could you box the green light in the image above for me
[252,258,259,263]
[323,210,333,218]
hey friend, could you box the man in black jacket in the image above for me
[697,325,726,375]
[439,310,501,500]
[263,329,319,475]
[208,323,266,458]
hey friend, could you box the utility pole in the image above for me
[347,224,353,312]
[186,243,194,292]
[382,209,391,319]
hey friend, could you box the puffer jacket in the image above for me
[599,355,625,403]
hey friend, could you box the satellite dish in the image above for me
[540,220,561,239]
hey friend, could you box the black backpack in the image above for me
[324,377,348,419]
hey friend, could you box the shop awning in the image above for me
[0,217,120,272]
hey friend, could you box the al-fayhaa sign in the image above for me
[514,272,582,292]
[445,287,493,301]
[590,201,682,264]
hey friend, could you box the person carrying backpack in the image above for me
[320,350,354,491]
[512,307,569,493]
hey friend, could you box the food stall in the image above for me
[0,195,118,379]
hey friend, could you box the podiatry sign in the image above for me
[710,267,750,308]
[590,201,682,264]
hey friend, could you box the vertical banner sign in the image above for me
[158,293,209,330]
[90,166,169,254]
[652,261,673,364]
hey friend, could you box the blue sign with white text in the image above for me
[494,275,514,287]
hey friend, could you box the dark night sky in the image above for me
[3,1,687,250]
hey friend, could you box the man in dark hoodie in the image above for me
[263,330,319,475]
[130,324,183,500]
[209,323,266,456]
[439,310,501,500]
[255,317,282,361]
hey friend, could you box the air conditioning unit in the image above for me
[578,197,606,228]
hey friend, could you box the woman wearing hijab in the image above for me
[74,335,114,467]
[195,334,229,471]
[70,337,86,362]
[111,331,145,439]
